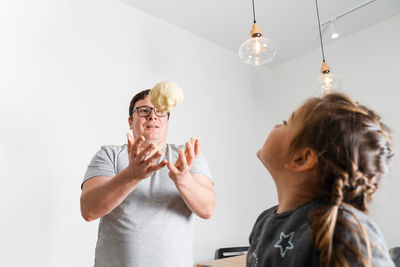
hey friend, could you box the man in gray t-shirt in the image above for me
[80,89,216,267]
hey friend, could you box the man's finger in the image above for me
[148,160,168,173]
[143,150,162,168]
[178,149,188,170]
[132,135,145,157]
[126,132,134,154]
[167,161,180,174]
[185,141,195,166]
[137,143,156,162]
[174,160,182,170]
[194,138,200,157]
[184,142,190,164]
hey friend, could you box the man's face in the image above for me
[128,96,169,146]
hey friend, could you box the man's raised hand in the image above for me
[126,133,167,180]
[167,138,200,184]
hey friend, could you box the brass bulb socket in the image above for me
[250,23,263,38]
[320,61,331,74]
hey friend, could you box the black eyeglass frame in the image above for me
[132,105,168,117]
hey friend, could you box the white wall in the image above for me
[0,0,270,266]
[254,14,400,249]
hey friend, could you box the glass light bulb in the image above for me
[315,73,342,95]
[238,37,277,66]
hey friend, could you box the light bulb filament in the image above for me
[323,75,333,87]
[253,39,262,54]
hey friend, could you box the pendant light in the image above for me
[315,0,341,95]
[238,0,276,66]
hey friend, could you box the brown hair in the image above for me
[290,93,394,267]
[128,89,170,119]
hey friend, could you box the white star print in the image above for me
[274,231,295,258]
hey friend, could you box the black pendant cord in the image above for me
[252,0,256,23]
[315,0,326,62]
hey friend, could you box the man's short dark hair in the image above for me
[129,89,170,118]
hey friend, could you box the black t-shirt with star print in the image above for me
[247,200,395,267]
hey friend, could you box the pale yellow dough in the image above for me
[149,81,184,113]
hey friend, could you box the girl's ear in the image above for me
[284,148,318,172]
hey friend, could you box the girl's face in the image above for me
[257,108,303,175]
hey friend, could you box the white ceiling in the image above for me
[120,0,400,66]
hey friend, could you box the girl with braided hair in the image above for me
[247,93,395,267]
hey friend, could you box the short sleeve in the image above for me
[82,146,117,188]
[190,153,213,184]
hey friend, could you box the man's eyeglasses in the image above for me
[133,106,167,117]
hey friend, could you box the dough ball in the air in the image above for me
[149,81,184,113]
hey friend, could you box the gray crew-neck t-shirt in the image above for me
[83,143,213,267]
[247,200,395,267]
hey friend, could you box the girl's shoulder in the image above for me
[340,205,395,266]
[340,205,382,239]
[254,205,278,224]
